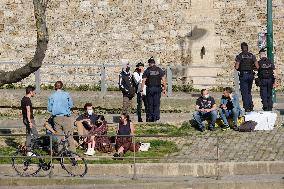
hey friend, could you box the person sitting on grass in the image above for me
[113,113,135,159]
[74,103,98,143]
[219,87,242,131]
[84,115,110,156]
[193,89,218,132]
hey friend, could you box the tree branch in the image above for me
[0,0,49,86]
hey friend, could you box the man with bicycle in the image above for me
[48,81,76,152]
[21,86,39,156]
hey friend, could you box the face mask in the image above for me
[126,67,130,72]
[204,94,210,99]
[87,110,93,115]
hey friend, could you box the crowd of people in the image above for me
[118,57,166,122]
[21,44,276,157]
[21,82,139,159]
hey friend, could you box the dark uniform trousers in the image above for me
[146,86,161,121]
[136,92,148,121]
[260,78,273,111]
[239,72,254,110]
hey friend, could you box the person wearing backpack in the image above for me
[118,63,136,115]
[256,48,276,111]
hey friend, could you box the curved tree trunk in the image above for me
[0,0,49,86]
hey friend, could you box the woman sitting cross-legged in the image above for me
[84,115,110,156]
[113,113,135,159]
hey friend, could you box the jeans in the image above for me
[193,110,218,129]
[146,86,161,121]
[239,72,254,110]
[219,108,240,127]
[23,119,39,151]
[260,78,273,111]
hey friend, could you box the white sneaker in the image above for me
[84,148,91,155]
[27,152,36,157]
[84,148,95,156]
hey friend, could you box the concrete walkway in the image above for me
[0,173,283,189]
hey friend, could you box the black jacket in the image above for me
[118,70,135,98]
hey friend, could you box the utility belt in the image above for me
[53,115,70,118]
[239,71,254,77]
[147,85,161,88]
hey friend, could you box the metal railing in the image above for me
[0,61,237,96]
[0,128,283,179]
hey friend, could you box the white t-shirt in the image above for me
[133,72,146,95]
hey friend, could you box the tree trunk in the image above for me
[0,0,49,86]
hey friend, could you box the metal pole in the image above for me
[267,0,274,62]
[49,134,53,178]
[132,135,138,180]
[35,69,41,93]
[216,136,221,180]
[233,70,240,95]
[100,65,107,97]
[167,66,172,97]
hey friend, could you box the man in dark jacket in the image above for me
[235,42,259,112]
[256,49,276,111]
[119,63,135,114]
[141,57,166,122]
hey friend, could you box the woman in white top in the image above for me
[133,62,148,122]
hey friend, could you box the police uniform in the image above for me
[142,58,165,122]
[258,57,275,111]
[235,51,256,112]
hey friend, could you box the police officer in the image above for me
[256,49,275,111]
[141,57,166,122]
[235,42,259,112]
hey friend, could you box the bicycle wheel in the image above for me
[60,150,87,177]
[11,150,41,177]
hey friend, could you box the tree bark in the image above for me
[0,0,49,86]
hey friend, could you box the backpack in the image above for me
[239,121,257,132]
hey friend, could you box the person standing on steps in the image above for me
[141,57,166,122]
[235,42,259,112]
[48,81,76,152]
[21,86,39,156]
[133,62,148,122]
[118,63,136,115]
[256,48,276,111]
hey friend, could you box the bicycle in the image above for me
[11,134,88,177]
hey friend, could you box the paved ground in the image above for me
[0,174,283,189]
[167,126,284,163]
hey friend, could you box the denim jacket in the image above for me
[220,93,241,112]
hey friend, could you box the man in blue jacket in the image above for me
[219,87,242,131]
[48,81,75,152]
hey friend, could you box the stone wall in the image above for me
[0,0,283,88]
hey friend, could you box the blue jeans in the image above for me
[146,86,162,121]
[219,108,240,127]
[239,72,254,110]
[193,110,218,129]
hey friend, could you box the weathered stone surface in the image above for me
[0,0,283,86]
